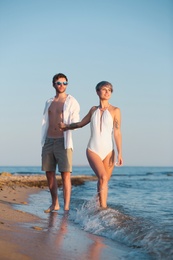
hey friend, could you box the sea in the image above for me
[1,165,173,260]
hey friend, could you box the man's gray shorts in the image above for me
[42,137,72,172]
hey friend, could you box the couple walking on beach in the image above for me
[41,73,123,213]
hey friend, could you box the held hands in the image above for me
[59,122,68,131]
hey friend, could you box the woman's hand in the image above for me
[115,154,123,167]
[59,122,68,131]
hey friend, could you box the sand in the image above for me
[0,174,132,260]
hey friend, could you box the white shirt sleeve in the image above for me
[63,95,80,149]
[41,98,53,146]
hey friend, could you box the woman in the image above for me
[59,81,123,208]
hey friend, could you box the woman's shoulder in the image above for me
[109,105,121,118]
[90,105,98,111]
[89,106,98,116]
[109,104,120,111]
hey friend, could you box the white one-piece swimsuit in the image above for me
[87,108,114,160]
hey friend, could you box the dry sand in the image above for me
[0,174,130,260]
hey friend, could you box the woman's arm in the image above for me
[59,107,94,131]
[113,107,123,166]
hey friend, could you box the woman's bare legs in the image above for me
[86,149,115,208]
[44,171,60,213]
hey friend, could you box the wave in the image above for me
[7,171,173,179]
[69,196,173,260]
[114,172,173,177]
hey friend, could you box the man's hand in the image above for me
[59,122,68,131]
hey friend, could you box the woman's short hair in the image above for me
[95,81,113,92]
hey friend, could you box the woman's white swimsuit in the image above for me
[87,108,114,160]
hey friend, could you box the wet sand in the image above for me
[0,174,131,260]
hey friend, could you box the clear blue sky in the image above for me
[0,0,172,166]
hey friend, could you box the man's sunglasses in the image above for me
[54,81,68,86]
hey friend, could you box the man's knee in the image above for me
[46,171,55,177]
[61,172,71,182]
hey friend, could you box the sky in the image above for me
[0,0,172,167]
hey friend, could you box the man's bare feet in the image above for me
[44,205,60,213]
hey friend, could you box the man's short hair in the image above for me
[52,73,68,84]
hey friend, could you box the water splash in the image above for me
[70,196,173,260]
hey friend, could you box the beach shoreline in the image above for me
[0,184,42,259]
[0,174,133,260]
[0,174,97,259]
[0,168,172,259]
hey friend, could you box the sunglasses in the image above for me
[54,81,68,86]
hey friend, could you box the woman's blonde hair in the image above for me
[95,81,113,92]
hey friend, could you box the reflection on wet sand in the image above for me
[44,211,107,260]
[87,234,106,259]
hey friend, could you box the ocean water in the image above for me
[1,166,173,259]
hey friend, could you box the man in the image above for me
[41,73,80,212]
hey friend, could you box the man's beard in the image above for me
[55,87,66,93]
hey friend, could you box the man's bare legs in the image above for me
[61,172,71,211]
[87,149,115,208]
[44,171,60,213]
[44,171,71,213]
